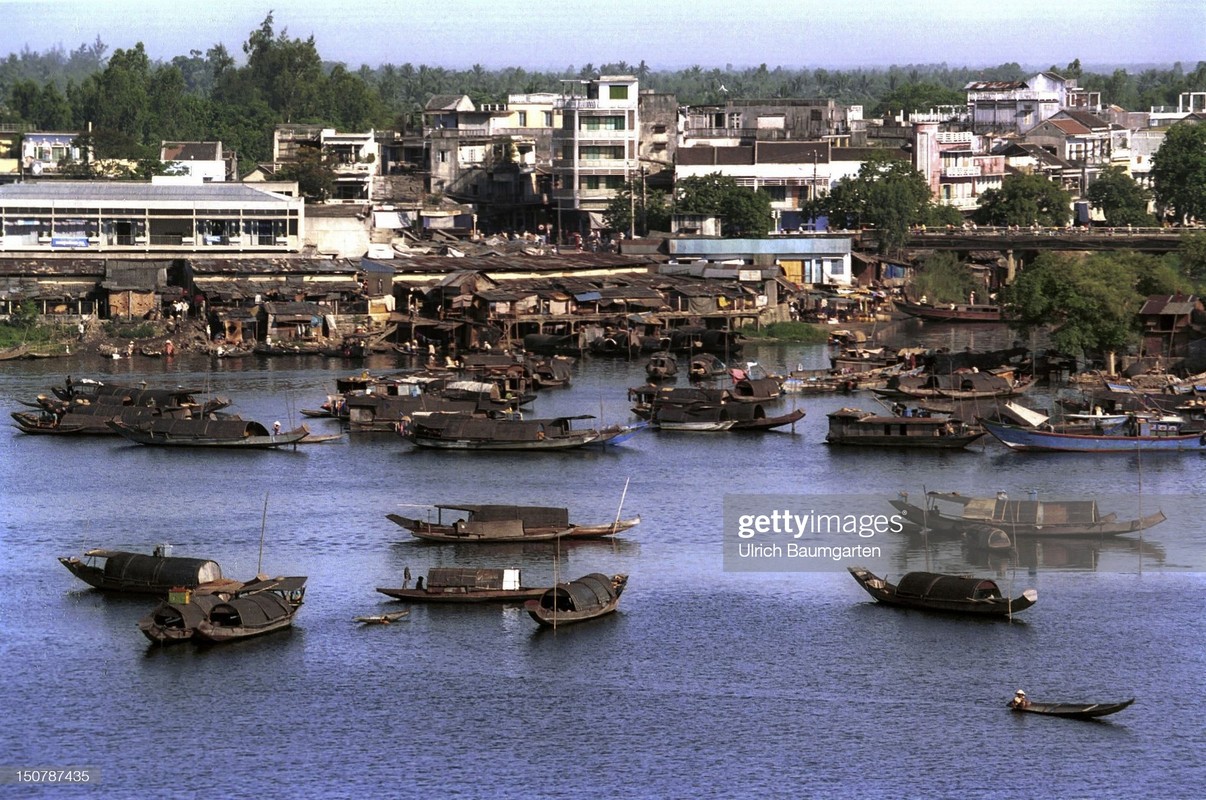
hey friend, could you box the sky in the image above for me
[1,0,1202,71]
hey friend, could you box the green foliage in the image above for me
[909,252,982,305]
[872,82,964,117]
[924,203,965,229]
[275,148,335,202]
[1003,252,1146,356]
[1177,231,1206,282]
[7,300,39,329]
[104,321,157,339]
[736,321,830,343]
[973,173,1073,227]
[1087,166,1154,226]
[823,153,932,253]
[603,179,671,236]
[1151,122,1206,223]
[675,173,773,237]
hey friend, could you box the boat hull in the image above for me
[980,418,1206,452]
[895,299,1003,322]
[889,497,1166,538]
[847,566,1036,617]
[376,587,548,603]
[1010,698,1134,719]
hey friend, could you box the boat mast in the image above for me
[258,491,269,578]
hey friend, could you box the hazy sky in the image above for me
[2,0,1202,70]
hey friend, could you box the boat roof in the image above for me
[436,505,570,526]
[542,573,621,610]
[238,576,307,594]
[896,572,999,600]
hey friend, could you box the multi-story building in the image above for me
[552,75,641,236]
[0,179,304,253]
[272,125,379,202]
[160,141,234,182]
[965,73,1098,135]
[681,98,858,145]
[424,93,560,233]
[1022,110,1129,195]
[20,131,92,177]
[912,123,1006,212]
[675,140,832,233]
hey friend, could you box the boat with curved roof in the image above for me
[525,573,628,627]
[847,566,1036,616]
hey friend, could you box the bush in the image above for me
[737,321,830,343]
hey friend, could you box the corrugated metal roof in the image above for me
[0,182,296,205]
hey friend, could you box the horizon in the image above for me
[0,0,1201,74]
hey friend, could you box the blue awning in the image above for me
[574,291,602,302]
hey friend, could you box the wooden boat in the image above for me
[979,417,1206,452]
[400,413,637,450]
[59,547,228,594]
[108,418,311,448]
[878,371,1031,401]
[527,356,574,389]
[191,576,307,644]
[825,408,985,449]
[1009,697,1134,720]
[890,491,1166,538]
[138,591,231,644]
[387,504,641,542]
[0,343,32,360]
[894,297,1003,322]
[12,404,184,436]
[377,567,549,603]
[847,566,1036,616]
[525,573,628,627]
[688,353,727,380]
[645,352,679,381]
[354,610,410,624]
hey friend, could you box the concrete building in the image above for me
[912,123,1005,212]
[552,75,641,236]
[965,73,1098,135]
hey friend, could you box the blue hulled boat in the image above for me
[979,417,1206,453]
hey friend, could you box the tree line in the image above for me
[1,15,1203,170]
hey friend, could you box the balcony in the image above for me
[943,165,982,178]
[555,97,637,111]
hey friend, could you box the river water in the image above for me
[2,325,1204,799]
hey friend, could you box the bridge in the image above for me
[856,227,1188,254]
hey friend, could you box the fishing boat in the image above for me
[1009,694,1134,720]
[400,413,637,450]
[688,353,727,381]
[138,591,231,644]
[894,297,1003,322]
[354,610,410,625]
[825,408,985,448]
[645,352,679,381]
[387,504,641,542]
[191,576,307,644]
[377,567,549,603]
[979,417,1206,452]
[108,418,311,448]
[59,546,229,595]
[889,491,1166,538]
[525,573,628,627]
[847,566,1036,617]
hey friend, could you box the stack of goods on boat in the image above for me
[139,576,307,645]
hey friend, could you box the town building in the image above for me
[912,123,1005,211]
[552,75,641,237]
[160,141,235,182]
[965,73,1099,135]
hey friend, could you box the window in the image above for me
[438,150,449,163]
[543,111,553,127]
[764,186,787,202]
[583,176,601,190]
[517,111,528,127]
[582,116,625,131]
[609,85,629,100]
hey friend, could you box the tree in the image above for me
[675,173,773,237]
[909,252,982,305]
[1003,252,1144,360]
[973,173,1073,227]
[823,153,931,253]
[1151,122,1206,224]
[276,148,335,202]
[1177,231,1206,282]
[1087,166,1154,226]
[603,179,671,237]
